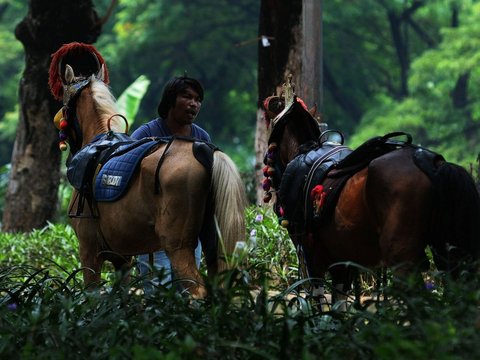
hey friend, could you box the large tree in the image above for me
[255,1,302,203]
[2,0,109,232]
[255,0,323,203]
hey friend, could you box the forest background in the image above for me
[1,0,480,225]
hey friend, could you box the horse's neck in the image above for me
[279,126,313,164]
[280,137,301,164]
[76,87,111,145]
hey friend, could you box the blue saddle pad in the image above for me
[94,141,160,201]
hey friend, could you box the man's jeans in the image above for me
[137,242,202,294]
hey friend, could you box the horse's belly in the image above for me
[105,224,160,254]
[320,226,382,267]
[96,201,161,255]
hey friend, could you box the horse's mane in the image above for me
[89,76,124,133]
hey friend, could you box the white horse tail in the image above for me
[211,151,247,271]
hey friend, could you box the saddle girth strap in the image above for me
[154,137,176,194]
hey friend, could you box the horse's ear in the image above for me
[308,104,317,118]
[65,64,75,84]
[96,64,106,82]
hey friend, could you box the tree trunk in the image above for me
[386,1,425,99]
[2,0,104,232]
[300,0,323,110]
[255,0,302,204]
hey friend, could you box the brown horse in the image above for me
[49,49,246,298]
[262,91,480,303]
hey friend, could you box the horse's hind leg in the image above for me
[375,195,430,281]
[367,152,431,282]
[167,247,206,298]
[156,147,209,298]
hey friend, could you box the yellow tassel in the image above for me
[280,219,289,228]
[59,141,68,151]
[53,108,64,129]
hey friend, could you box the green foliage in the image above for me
[1,208,480,358]
[98,0,259,160]
[0,1,25,165]
[349,1,480,168]
[0,246,479,358]
[117,75,151,128]
[4,1,480,174]
[242,206,298,288]
[322,0,452,133]
[0,222,80,274]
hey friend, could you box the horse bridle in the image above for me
[54,77,129,156]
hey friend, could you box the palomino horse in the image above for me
[262,90,480,303]
[48,44,246,297]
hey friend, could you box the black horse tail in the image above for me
[428,161,480,273]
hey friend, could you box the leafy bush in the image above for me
[242,205,298,288]
[0,222,80,275]
[1,207,480,359]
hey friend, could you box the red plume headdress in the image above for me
[48,42,109,101]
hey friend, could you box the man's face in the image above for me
[169,86,202,125]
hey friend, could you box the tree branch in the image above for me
[406,18,435,47]
[98,0,118,26]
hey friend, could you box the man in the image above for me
[131,76,210,292]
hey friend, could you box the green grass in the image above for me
[0,207,479,359]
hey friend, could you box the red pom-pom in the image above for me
[59,119,68,130]
[311,185,324,198]
[263,166,270,177]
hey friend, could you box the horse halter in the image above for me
[53,76,93,154]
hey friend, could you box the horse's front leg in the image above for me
[72,218,104,288]
[79,240,104,288]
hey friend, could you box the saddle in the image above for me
[67,132,217,217]
[278,132,416,235]
[278,144,351,233]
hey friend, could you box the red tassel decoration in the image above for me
[311,185,327,216]
[49,42,110,101]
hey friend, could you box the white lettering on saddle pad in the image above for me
[101,174,122,187]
